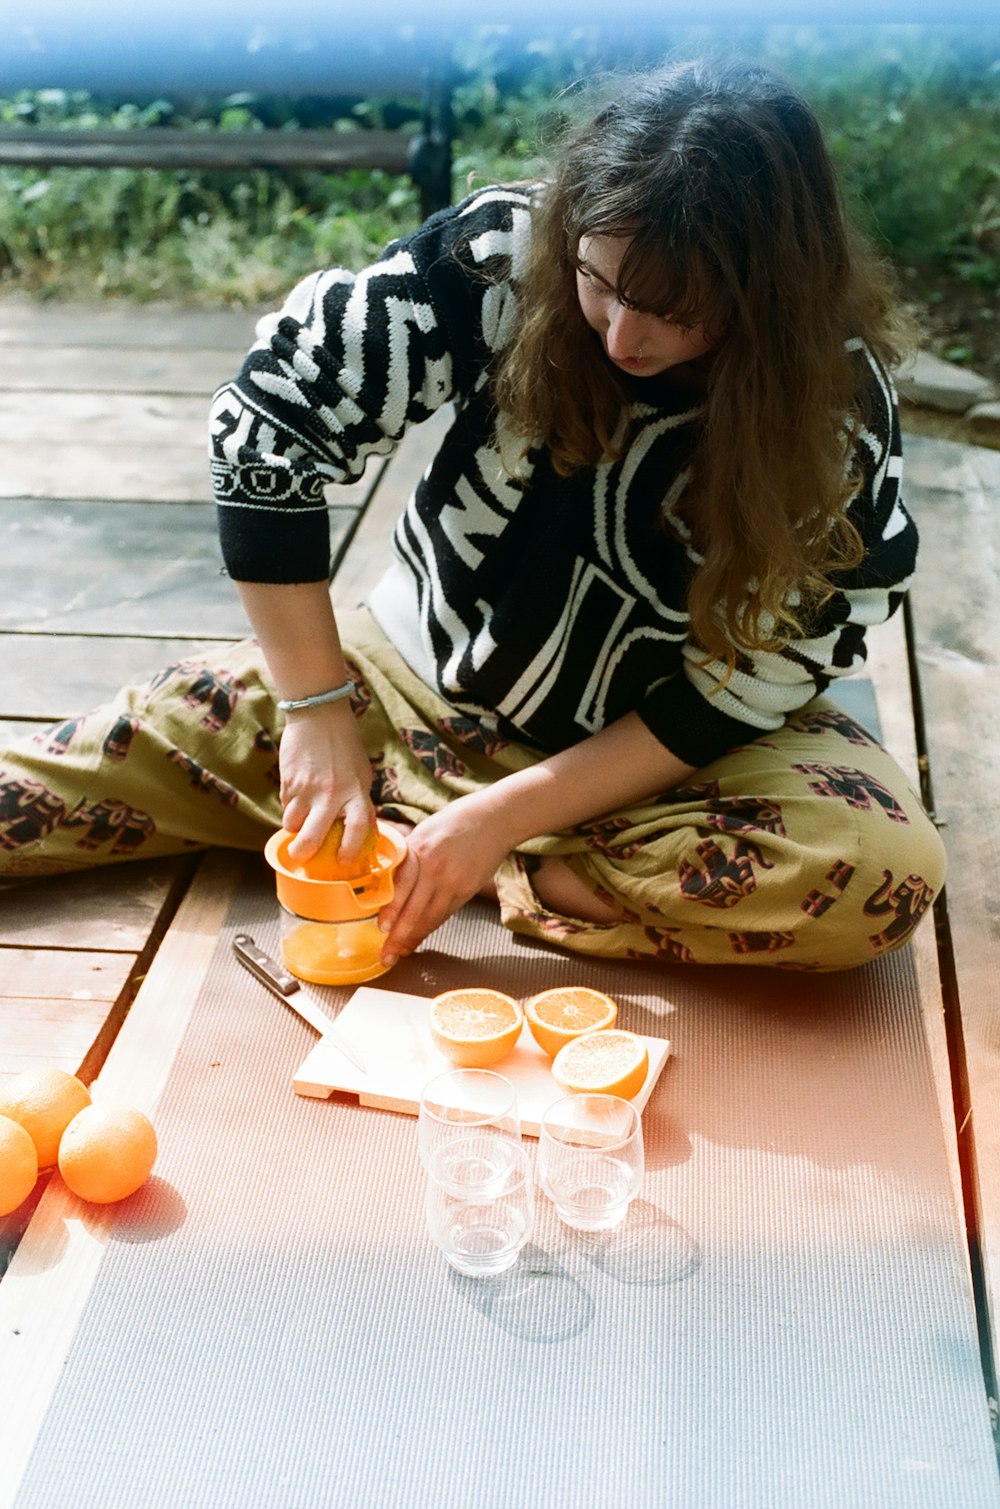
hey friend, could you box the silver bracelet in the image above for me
[276,679,356,713]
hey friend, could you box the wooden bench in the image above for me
[1,299,999,1500]
[0,19,454,219]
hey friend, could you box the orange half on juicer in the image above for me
[264,821,408,987]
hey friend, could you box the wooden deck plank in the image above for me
[0,632,239,720]
[0,1004,109,1050]
[0,850,245,1507]
[0,854,197,1088]
[1,343,248,396]
[0,443,219,503]
[0,297,262,349]
[864,607,961,1223]
[0,949,138,1088]
[0,952,130,1000]
[0,498,359,636]
[904,434,1000,1343]
[0,857,190,952]
[0,498,247,634]
[0,395,379,504]
[0,998,120,1082]
[0,389,212,446]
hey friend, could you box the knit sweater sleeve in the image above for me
[208,187,532,584]
[637,344,916,767]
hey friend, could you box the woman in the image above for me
[0,58,945,970]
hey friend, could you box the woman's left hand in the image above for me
[377,796,511,966]
[376,711,697,966]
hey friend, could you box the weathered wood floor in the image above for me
[0,296,998,1472]
[0,295,443,1089]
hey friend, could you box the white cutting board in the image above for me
[293,986,672,1137]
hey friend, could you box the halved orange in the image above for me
[525,986,618,1059]
[429,988,524,1068]
[551,1029,649,1101]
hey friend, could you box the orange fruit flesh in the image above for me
[551,1029,649,1101]
[0,1067,92,1169]
[525,986,618,1058]
[58,1104,158,1205]
[430,989,524,1068]
[0,1114,39,1217]
[298,819,380,882]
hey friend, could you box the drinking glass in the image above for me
[418,1069,521,1192]
[538,1094,644,1232]
[425,1136,534,1277]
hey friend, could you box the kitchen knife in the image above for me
[232,932,367,1074]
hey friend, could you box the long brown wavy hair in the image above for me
[493,57,915,663]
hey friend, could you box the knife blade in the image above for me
[232,932,367,1074]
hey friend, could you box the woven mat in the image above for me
[15,865,1000,1508]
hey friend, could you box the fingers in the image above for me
[284,795,375,865]
[378,852,479,968]
[338,799,379,862]
[284,812,331,864]
[377,807,510,967]
[281,777,344,861]
[377,851,421,967]
[279,793,308,837]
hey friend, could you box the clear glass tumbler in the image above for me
[425,1135,534,1277]
[538,1093,644,1232]
[418,1069,521,1194]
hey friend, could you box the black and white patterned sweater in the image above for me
[209,186,915,767]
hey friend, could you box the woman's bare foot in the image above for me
[482,854,621,920]
[380,817,619,924]
[378,816,415,844]
[530,855,623,923]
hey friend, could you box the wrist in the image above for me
[464,774,542,851]
[277,678,355,714]
[281,695,358,728]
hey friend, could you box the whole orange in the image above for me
[58,1104,158,1204]
[0,1113,39,1216]
[0,1068,91,1169]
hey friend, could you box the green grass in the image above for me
[0,24,996,306]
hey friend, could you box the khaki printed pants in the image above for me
[0,609,946,971]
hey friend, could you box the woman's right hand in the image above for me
[230,579,376,866]
[278,699,376,866]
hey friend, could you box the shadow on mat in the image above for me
[563,1199,702,1289]
[5,1176,187,1277]
[450,1201,702,1342]
[450,1243,595,1343]
[103,1177,187,1243]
